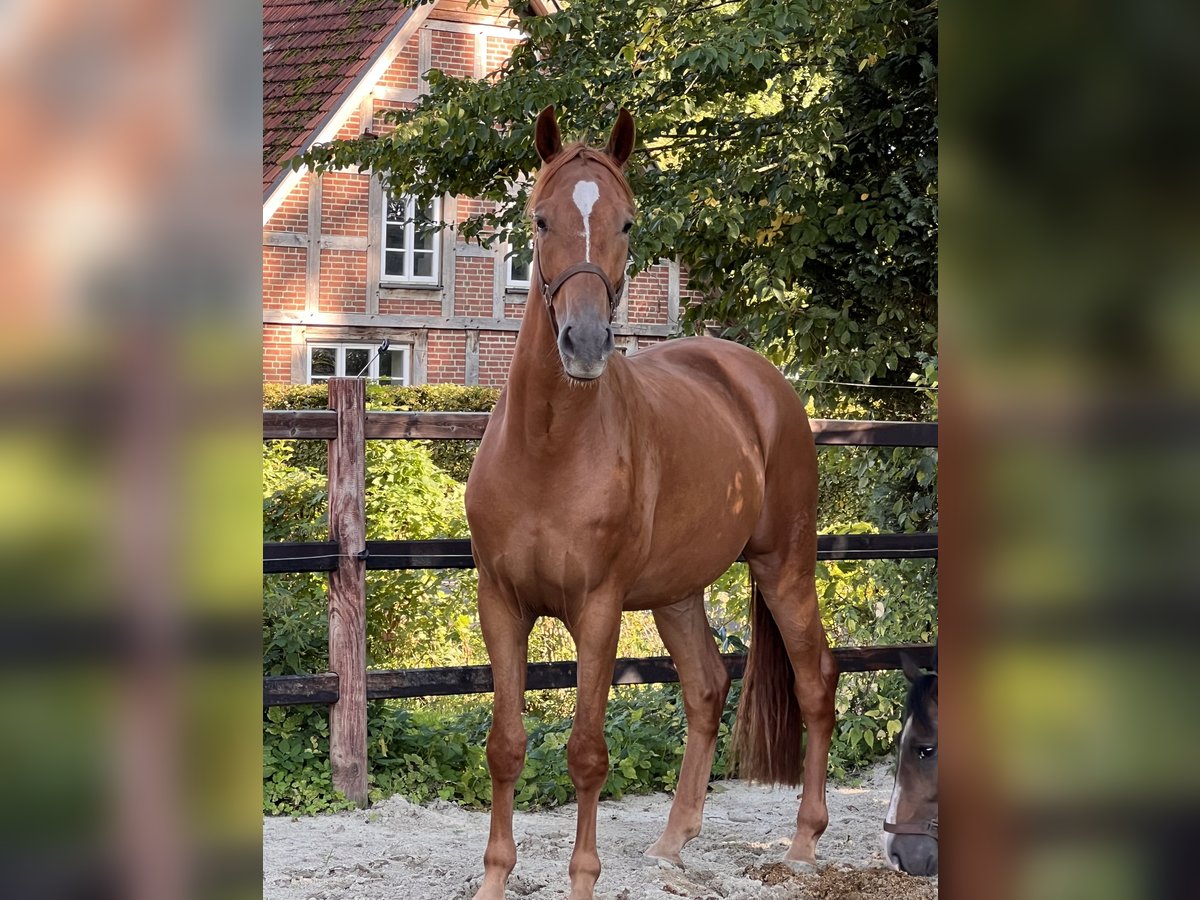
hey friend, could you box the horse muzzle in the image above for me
[557,311,615,381]
[887,832,938,876]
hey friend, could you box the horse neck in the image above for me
[501,282,622,449]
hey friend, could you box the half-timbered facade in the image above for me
[263,0,688,386]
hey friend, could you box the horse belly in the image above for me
[621,488,763,610]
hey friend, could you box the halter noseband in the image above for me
[884,818,939,841]
[534,237,624,336]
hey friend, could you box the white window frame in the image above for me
[382,194,442,285]
[505,237,532,291]
[306,342,412,385]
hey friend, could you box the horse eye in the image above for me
[917,745,936,760]
[536,217,548,231]
[622,221,633,234]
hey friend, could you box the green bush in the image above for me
[264,382,499,482]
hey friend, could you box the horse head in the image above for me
[884,649,938,876]
[529,105,636,381]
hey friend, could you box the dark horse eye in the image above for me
[536,217,548,231]
[917,745,936,760]
[622,221,633,234]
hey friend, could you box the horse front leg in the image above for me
[565,604,622,900]
[473,581,534,900]
[645,594,730,866]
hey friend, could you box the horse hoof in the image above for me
[781,857,821,873]
[642,850,684,869]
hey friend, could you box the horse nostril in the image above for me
[560,325,574,356]
[604,328,614,353]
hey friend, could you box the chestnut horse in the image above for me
[464,106,838,900]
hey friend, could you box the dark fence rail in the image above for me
[263,409,938,447]
[261,383,938,805]
[264,533,937,575]
[263,643,937,707]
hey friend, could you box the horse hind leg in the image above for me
[740,554,838,866]
[644,594,731,866]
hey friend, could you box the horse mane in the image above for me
[527,143,635,211]
[905,671,938,733]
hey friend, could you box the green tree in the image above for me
[297,0,937,403]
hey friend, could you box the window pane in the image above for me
[379,349,408,384]
[344,348,370,377]
[386,195,408,223]
[384,251,404,277]
[509,252,531,284]
[415,200,435,225]
[412,252,433,279]
[310,347,336,379]
[385,223,407,251]
[412,223,434,252]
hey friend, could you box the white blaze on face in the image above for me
[572,180,600,261]
[882,717,911,870]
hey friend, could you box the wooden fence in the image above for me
[263,377,938,805]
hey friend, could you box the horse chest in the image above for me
[467,457,637,597]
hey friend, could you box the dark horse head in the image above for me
[884,647,938,876]
[529,106,636,382]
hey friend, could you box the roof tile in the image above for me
[263,0,412,198]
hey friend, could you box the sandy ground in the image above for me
[263,762,937,900]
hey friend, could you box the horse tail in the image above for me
[731,574,805,785]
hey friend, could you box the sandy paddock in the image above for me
[263,761,937,899]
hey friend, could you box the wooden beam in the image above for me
[326,378,368,806]
[261,644,937,705]
[264,673,339,706]
[264,533,936,574]
[305,174,321,313]
[265,411,937,446]
[263,410,339,439]
[810,419,938,448]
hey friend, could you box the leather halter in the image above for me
[533,236,624,336]
[884,818,939,841]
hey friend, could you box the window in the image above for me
[307,343,411,385]
[505,239,532,290]
[383,194,441,284]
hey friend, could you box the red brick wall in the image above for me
[427,330,467,382]
[321,172,370,237]
[478,331,517,387]
[263,245,306,312]
[266,175,309,232]
[263,325,292,383]
[485,35,519,79]
[318,249,367,313]
[455,258,493,317]
[626,263,670,325]
[380,294,442,316]
[332,106,365,142]
[380,41,419,91]
[430,30,474,78]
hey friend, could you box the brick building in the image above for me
[263,0,688,387]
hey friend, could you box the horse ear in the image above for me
[900,651,924,684]
[535,105,562,163]
[606,108,635,168]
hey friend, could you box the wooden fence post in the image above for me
[327,377,368,806]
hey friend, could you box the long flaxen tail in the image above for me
[731,576,805,785]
